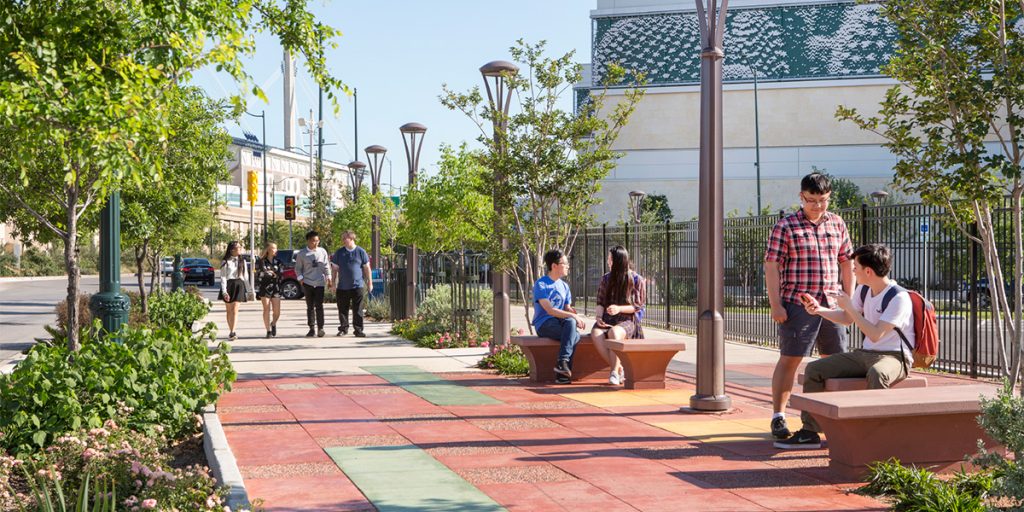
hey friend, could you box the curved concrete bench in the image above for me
[607,339,687,390]
[790,384,1002,480]
[797,373,928,391]
[511,335,609,383]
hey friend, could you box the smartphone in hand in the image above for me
[799,293,815,306]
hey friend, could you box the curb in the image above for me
[202,405,250,510]
[0,275,70,284]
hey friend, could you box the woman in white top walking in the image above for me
[219,240,249,340]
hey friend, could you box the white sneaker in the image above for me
[609,372,621,386]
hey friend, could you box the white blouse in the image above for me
[220,257,247,295]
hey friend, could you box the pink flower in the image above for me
[142,498,157,509]
[82,448,98,460]
[481,341,489,348]
[517,328,525,335]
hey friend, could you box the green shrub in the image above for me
[859,458,991,511]
[416,284,493,339]
[1,423,230,511]
[148,290,210,329]
[478,343,529,376]
[974,382,1024,507]
[0,323,235,457]
[365,296,390,321]
[54,293,93,332]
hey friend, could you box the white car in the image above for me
[160,256,174,276]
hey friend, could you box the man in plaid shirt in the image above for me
[764,173,854,441]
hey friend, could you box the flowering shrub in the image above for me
[0,323,235,457]
[477,343,529,375]
[415,330,491,350]
[0,421,232,511]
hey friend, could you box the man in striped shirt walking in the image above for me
[763,173,855,441]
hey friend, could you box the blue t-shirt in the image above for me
[331,246,370,290]
[532,275,572,330]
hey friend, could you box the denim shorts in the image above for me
[778,301,848,357]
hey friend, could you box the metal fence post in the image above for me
[625,222,631,256]
[970,221,979,379]
[860,202,868,246]
[584,228,590,316]
[602,223,608,262]
[665,220,671,330]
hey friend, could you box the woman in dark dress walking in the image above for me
[219,240,249,341]
[256,242,284,338]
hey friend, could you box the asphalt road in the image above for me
[0,274,222,365]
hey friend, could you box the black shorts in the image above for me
[778,301,847,357]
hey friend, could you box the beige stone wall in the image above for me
[606,81,891,151]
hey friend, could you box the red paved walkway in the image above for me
[212,365,992,511]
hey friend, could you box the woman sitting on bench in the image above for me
[591,245,647,386]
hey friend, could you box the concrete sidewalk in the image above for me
[206,300,968,511]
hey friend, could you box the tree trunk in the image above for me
[63,206,81,352]
[135,240,149,315]
[148,251,159,296]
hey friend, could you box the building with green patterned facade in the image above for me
[579,0,904,220]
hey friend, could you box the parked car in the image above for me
[959,277,1023,308]
[160,256,174,276]
[181,258,215,286]
[268,250,302,299]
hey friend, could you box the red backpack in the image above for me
[859,285,939,368]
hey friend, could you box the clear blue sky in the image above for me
[191,0,594,193]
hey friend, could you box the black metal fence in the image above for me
[383,250,489,335]
[386,201,1017,378]
[567,202,1013,379]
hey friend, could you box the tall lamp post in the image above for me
[629,190,646,256]
[348,161,367,202]
[400,123,426,318]
[480,59,518,347]
[365,145,388,267]
[690,0,732,412]
[90,193,130,339]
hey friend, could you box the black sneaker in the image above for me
[317,328,326,338]
[271,324,277,337]
[229,332,237,341]
[553,359,572,379]
[354,331,366,338]
[554,375,571,385]
[306,328,315,337]
[266,331,272,339]
[337,329,347,337]
[771,416,791,440]
[773,429,822,450]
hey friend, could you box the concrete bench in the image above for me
[797,373,928,391]
[511,335,609,383]
[607,339,687,390]
[790,384,1002,480]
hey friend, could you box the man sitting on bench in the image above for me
[533,249,585,385]
[776,243,913,449]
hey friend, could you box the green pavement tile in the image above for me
[362,365,501,406]
[327,445,505,512]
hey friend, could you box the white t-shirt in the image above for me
[852,283,915,361]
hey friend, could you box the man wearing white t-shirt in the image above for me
[775,243,913,449]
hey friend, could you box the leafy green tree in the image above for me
[0,1,345,350]
[400,143,492,255]
[332,186,399,259]
[812,169,865,210]
[121,87,231,314]
[441,40,646,330]
[643,194,673,223]
[836,0,1024,388]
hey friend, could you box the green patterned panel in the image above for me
[592,2,896,85]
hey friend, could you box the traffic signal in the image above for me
[246,170,258,204]
[284,195,296,220]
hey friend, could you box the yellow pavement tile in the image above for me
[651,419,774,443]
[562,391,664,408]
[627,389,694,405]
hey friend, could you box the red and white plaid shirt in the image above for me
[764,209,852,307]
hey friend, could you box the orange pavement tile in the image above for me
[318,374,390,386]
[218,390,283,407]
[244,475,373,512]
[731,485,887,511]
[226,429,333,466]
[477,482,570,511]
